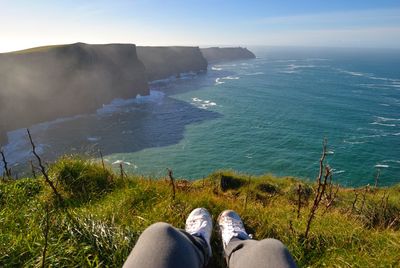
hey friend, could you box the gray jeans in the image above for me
[123,222,297,268]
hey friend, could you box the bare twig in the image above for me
[1,149,12,179]
[244,176,252,211]
[289,220,296,235]
[30,160,37,179]
[360,185,369,213]
[27,129,64,204]
[99,150,105,171]
[119,163,124,180]
[351,190,359,213]
[304,139,330,239]
[167,168,176,200]
[323,185,339,215]
[374,168,381,189]
[297,184,302,219]
[388,216,399,229]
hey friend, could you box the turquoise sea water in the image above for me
[4,47,400,186]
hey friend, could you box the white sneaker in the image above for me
[185,207,213,256]
[218,210,250,249]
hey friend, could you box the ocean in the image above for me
[3,47,400,186]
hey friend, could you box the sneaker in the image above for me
[218,210,250,249]
[185,207,213,256]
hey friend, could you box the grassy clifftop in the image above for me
[1,157,399,267]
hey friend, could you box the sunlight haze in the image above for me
[1,0,400,52]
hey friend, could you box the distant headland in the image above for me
[0,43,255,146]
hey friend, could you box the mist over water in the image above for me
[3,47,400,186]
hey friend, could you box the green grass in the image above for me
[1,157,399,267]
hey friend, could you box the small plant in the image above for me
[49,156,115,202]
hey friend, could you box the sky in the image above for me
[1,0,400,52]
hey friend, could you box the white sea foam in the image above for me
[149,75,177,86]
[274,59,299,63]
[288,64,316,69]
[305,58,330,61]
[111,160,138,168]
[333,170,346,174]
[112,160,131,165]
[336,68,370,78]
[280,64,316,74]
[97,90,165,115]
[379,103,390,107]
[358,83,400,91]
[87,136,101,142]
[211,66,223,71]
[149,71,199,85]
[343,132,393,144]
[346,71,364,76]
[338,68,400,91]
[375,164,389,168]
[222,76,240,80]
[215,78,225,85]
[344,140,366,145]
[122,130,133,134]
[370,122,396,127]
[217,63,237,67]
[360,134,387,139]
[383,160,400,164]
[191,97,217,109]
[280,70,298,74]
[375,116,400,122]
[180,72,197,80]
[244,72,264,76]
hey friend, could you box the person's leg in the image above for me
[218,210,297,268]
[225,237,297,268]
[123,208,213,268]
[123,222,207,268]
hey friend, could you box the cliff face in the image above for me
[137,46,208,81]
[0,43,148,145]
[200,47,255,63]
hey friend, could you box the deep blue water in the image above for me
[4,47,400,186]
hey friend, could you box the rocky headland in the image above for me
[0,44,255,146]
[137,46,208,81]
[201,47,256,62]
[0,43,148,145]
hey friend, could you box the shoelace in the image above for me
[221,217,245,234]
[186,217,208,234]
[220,217,252,246]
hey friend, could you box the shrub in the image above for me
[49,156,115,202]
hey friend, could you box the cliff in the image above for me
[0,43,149,146]
[137,46,208,81]
[200,47,255,62]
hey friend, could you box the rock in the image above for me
[200,47,255,63]
[137,46,208,81]
[0,43,149,146]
